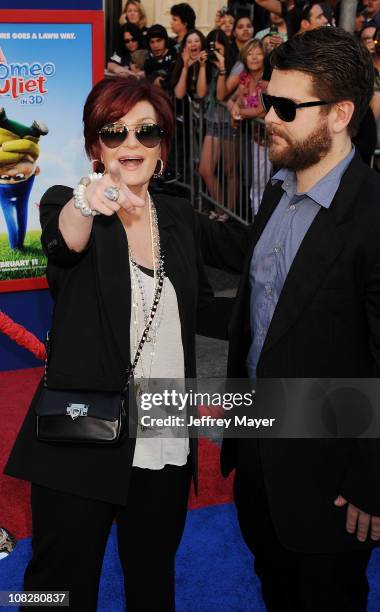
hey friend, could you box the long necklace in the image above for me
[129,193,164,339]
[129,192,165,394]
[129,193,162,285]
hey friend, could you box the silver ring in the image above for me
[104,186,120,202]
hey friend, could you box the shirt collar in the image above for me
[271,146,355,209]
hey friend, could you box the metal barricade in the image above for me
[170,96,199,205]
[172,97,271,225]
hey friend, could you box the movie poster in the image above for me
[0,21,94,284]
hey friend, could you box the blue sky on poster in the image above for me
[0,23,93,232]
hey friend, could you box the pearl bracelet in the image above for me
[73,172,103,217]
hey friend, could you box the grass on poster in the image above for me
[0,231,46,281]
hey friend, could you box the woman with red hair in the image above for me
[5,76,231,612]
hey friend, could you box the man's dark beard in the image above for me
[267,118,332,171]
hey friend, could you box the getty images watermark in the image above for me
[128,378,380,439]
[129,379,278,438]
[138,387,275,431]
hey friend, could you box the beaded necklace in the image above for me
[128,192,165,402]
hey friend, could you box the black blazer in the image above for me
[5,187,232,505]
[198,151,380,553]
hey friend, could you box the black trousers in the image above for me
[234,442,372,612]
[23,462,191,612]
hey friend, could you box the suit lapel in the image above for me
[230,180,285,330]
[259,152,366,358]
[153,195,193,363]
[92,214,131,369]
[260,208,344,356]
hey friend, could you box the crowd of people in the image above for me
[5,7,380,612]
[105,0,380,219]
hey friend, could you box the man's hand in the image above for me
[334,495,380,542]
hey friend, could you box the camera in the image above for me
[269,24,279,35]
[207,41,217,62]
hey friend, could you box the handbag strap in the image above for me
[43,257,165,391]
[43,331,50,387]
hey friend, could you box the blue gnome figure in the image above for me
[0,108,48,250]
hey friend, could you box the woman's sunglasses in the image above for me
[260,92,331,123]
[98,123,164,149]
[124,37,136,44]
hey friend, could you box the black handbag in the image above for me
[35,385,128,445]
[35,261,164,446]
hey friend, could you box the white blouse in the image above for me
[130,265,189,469]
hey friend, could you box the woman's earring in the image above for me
[91,159,105,174]
[153,159,164,178]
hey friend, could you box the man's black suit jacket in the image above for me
[199,151,380,553]
[5,187,231,505]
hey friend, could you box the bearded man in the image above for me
[198,27,380,611]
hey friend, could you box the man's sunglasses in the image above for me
[260,92,331,122]
[98,123,164,149]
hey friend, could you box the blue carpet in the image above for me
[1,503,380,611]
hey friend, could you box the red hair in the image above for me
[83,76,174,168]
